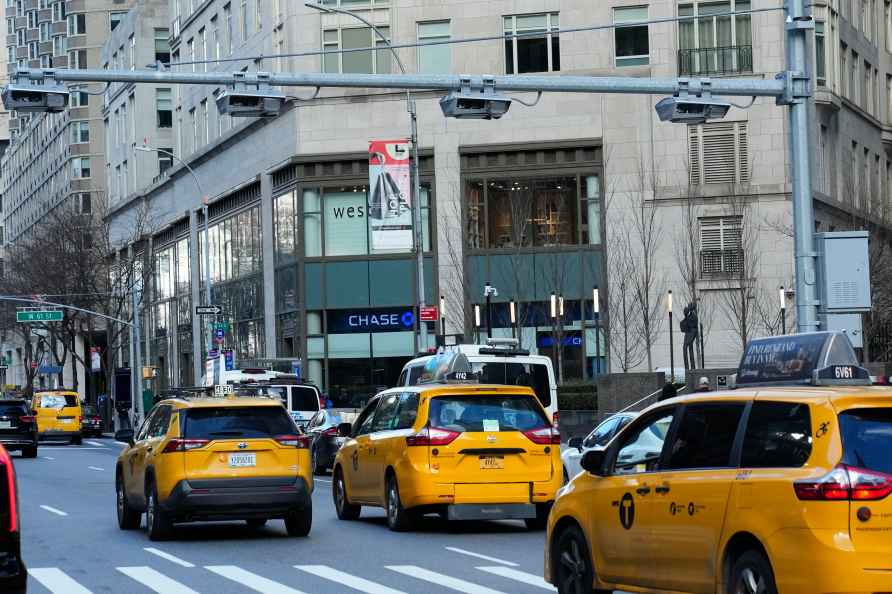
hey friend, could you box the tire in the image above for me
[525,502,552,531]
[246,518,268,529]
[285,499,312,537]
[553,524,607,594]
[145,482,173,541]
[385,474,414,532]
[22,445,37,458]
[332,467,360,520]
[71,435,82,446]
[311,447,327,476]
[116,473,141,530]
[731,550,778,594]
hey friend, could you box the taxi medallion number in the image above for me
[228,453,256,467]
[479,455,504,469]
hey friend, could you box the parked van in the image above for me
[397,339,558,423]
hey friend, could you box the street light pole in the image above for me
[593,286,600,377]
[667,290,675,384]
[484,282,493,339]
[439,295,446,337]
[779,286,787,334]
[305,2,427,353]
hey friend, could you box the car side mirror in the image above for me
[580,448,606,476]
[115,429,135,446]
[568,436,584,451]
[337,422,353,438]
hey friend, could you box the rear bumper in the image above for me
[38,430,79,440]
[404,481,558,508]
[0,434,36,448]
[447,503,536,521]
[0,542,26,594]
[161,477,311,520]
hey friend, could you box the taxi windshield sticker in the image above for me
[482,419,500,433]
[737,333,828,384]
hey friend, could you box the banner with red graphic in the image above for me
[368,140,412,251]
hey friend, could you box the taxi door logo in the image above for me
[619,493,635,529]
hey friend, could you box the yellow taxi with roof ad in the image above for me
[545,331,892,594]
[114,385,313,541]
[33,390,82,445]
[332,353,562,531]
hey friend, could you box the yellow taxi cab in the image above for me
[545,331,892,594]
[33,390,82,445]
[114,386,313,541]
[332,353,562,531]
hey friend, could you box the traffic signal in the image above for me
[1,82,69,113]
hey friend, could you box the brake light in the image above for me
[275,434,310,449]
[0,447,17,532]
[794,464,892,501]
[161,438,210,453]
[322,426,338,437]
[406,426,460,446]
[523,425,561,445]
[18,415,34,423]
[552,411,560,427]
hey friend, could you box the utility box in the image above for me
[821,313,864,348]
[815,231,871,312]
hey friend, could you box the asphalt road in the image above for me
[14,439,559,594]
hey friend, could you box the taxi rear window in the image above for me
[429,395,548,433]
[39,395,78,408]
[184,407,295,440]
[839,408,892,475]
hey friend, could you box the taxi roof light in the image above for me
[418,353,479,385]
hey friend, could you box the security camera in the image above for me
[440,89,511,120]
[654,95,731,124]
[215,89,285,118]
[2,82,69,113]
[484,284,499,298]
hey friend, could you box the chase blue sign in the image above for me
[329,308,416,334]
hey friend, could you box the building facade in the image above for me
[104,0,890,401]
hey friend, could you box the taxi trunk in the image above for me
[35,393,80,436]
[422,394,558,504]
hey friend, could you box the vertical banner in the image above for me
[368,140,413,251]
[90,347,102,372]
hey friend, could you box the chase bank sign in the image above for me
[329,307,416,334]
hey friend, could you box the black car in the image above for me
[0,444,26,593]
[306,410,354,475]
[0,400,37,459]
[80,404,103,437]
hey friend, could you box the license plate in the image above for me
[0,421,10,429]
[228,453,256,467]
[61,418,74,424]
[479,456,505,469]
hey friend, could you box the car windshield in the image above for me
[840,408,892,475]
[184,407,295,439]
[39,394,77,408]
[429,395,549,433]
[0,402,25,416]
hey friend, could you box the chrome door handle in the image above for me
[655,484,670,494]
[636,486,651,495]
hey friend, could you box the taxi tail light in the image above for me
[552,411,560,427]
[794,465,892,501]
[523,425,561,445]
[0,448,17,533]
[18,415,34,423]
[162,438,210,453]
[275,434,310,449]
[322,426,338,437]
[406,426,459,447]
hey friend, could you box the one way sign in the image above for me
[196,305,223,316]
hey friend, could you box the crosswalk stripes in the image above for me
[295,565,408,594]
[116,566,200,594]
[205,565,308,594]
[30,568,93,594]
[476,566,556,591]
[386,565,509,594]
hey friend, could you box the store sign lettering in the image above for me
[330,308,417,334]
[348,312,411,329]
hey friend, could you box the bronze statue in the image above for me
[680,303,699,370]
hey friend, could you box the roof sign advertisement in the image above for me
[736,332,865,387]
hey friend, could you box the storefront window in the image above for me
[324,187,369,256]
[274,190,296,262]
[202,206,263,284]
[175,238,190,294]
[466,180,485,249]
[582,175,601,245]
[154,246,175,300]
[303,189,322,257]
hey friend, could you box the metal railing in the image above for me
[678,45,753,76]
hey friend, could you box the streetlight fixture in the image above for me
[779,286,787,335]
[509,299,517,338]
[439,294,446,337]
[136,144,212,382]
[667,290,675,385]
[484,282,498,339]
[474,304,481,343]
[558,294,565,317]
[592,286,601,377]
[550,292,557,319]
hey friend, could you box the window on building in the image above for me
[323,27,391,74]
[688,121,749,184]
[678,1,751,75]
[886,0,892,52]
[53,35,65,57]
[187,37,195,72]
[28,41,38,60]
[240,0,248,42]
[614,7,649,67]
[70,120,89,143]
[156,88,172,127]
[741,402,812,468]
[418,21,450,74]
[815,21,825,86]
[841,43,848,97]
[158,148,173,174]
[255,0,261,30]
[852,50,859,105]
[68,49,87,69]
[154,28,170,64]
[16,28,23,46]
[27,9,35,27]
[51,0,63,21]
[67,12,85,35]
[69,86,88,107]
[504,13,560,74]
[72,156,91,179]
[110,11,126,31]
[200,99,208,146]
[211,16,219,62]
[189,107,196,154]
[864,60,871,112]
[699,216,742,276]
[78,192,91,214]
[224,3,233,54]
[5,47,12,65]
[39,21,49,42]
[40,54,50,68]
[887,74,892,123]
[6,17,12,35]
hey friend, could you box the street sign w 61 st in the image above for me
[17,310,63,322]
[196,305,222,316]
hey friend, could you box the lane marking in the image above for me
[445,547,518,567]
[117,566,200,594]
[30,568,93,594]
[314,478,332,484]
[39,446,108,450]
[476,567,556,591]
[86,440,105,447]
[296,565,408,594]
[41,456,55,460]
[40,505,68,516]
[206,565,308,594]
[386,566,508,594]
[144,547,195,568]
[88,466,105,471]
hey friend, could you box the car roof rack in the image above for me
[734,331,872,388]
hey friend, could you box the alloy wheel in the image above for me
[736,568,765,594]
[558,537,586,594]
[387,481,398,523]
[146,492,155,529]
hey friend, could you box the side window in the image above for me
[408,365,425,385]
[371,394,400,432]
[149,406,172,438]
[394,393,420,429]
[584,417,620,448]
[354,398,380,436]
[664,403,746,470]
[613,410,676,474]
[397,369,408,386]
[741,402,813,468]
[136,408,159,441]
